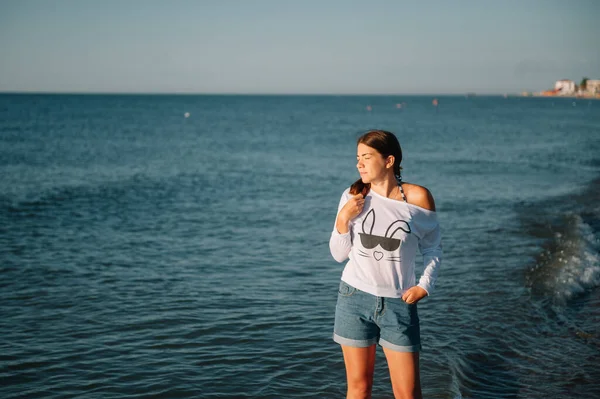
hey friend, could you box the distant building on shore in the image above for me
[524,78,600,99]
[554,79,576,95]
[586,80,600,95]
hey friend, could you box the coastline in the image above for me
[520,93,600,100]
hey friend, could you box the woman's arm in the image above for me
[329,191,364,262]
[403,185,442,302]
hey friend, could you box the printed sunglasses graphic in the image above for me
[357,209,411,261]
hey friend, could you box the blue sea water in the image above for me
[0,94,599,398]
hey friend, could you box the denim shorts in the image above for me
[333,280,421,352]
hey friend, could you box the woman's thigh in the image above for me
[341,344,377,388]
[382,348,422,399]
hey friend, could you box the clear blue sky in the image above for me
[1,0,598,94]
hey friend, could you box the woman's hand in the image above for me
[336,194,365,234]
[402,286,428,304]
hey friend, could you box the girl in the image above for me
[330,130,442,399]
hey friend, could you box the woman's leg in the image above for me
[341,344,377,399]
[382,348,422,399]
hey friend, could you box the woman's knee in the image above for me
[347,374,373,398]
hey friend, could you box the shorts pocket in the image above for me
[338,281,357,297]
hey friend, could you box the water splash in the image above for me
[526,213,600,303]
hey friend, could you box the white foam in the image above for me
[550,215,600,300]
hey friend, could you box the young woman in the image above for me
[330,130,442,399]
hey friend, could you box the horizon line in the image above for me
[0,91,522,96]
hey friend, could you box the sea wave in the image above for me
[525,212,600,303]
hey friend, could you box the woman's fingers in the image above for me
[342,194,365,219]
[353,194,365,213]
[352,194,364,209]
[401,291,410,302]
[402,286,427,304]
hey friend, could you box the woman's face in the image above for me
[356,143,392,183]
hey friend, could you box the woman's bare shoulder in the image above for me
[401,182,436,211]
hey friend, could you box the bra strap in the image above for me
[398,184,407,202]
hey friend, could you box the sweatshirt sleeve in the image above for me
[416,212,442,295]
[329,189,353,263]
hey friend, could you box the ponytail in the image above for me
[349,179,370,197]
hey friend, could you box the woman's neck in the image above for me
[369,176,398,198]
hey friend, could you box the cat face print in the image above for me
[357,209,411,262]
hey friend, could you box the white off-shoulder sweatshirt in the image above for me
[329,187,442,298]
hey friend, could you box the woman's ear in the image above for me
[386,155,395,169]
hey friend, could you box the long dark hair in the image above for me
[349,130,403,196]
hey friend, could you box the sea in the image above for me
[1,94,599,399]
